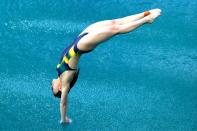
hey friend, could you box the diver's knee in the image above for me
[109,24,119,34]
[110,19,117,25]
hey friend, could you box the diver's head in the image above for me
[51,79,62,98]
[51,69,80,98]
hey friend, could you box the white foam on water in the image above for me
[6,19,89,34]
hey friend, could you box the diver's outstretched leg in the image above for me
[77,9,161,51]
[80,9,161,35]
[115,9,161,25]
[117,11,161,34]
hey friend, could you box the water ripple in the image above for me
[5,19,88,34]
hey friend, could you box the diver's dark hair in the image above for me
[52,69,80,99]
[54,91,61,98]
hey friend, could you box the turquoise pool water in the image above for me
[0,0,197,130]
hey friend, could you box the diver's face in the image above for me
[51,79,61,95]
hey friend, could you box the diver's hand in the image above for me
[60,116,72,124]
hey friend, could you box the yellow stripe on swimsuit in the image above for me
[63,56,69,63]
[69,47,78,57]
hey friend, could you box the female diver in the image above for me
[51,9,161,124]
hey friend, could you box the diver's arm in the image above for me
[60,84,69,123]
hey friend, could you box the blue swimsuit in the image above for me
[56,32,92,77]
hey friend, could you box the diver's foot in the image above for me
[144,11,151,17]
[149,9,162,15]
[146,9,161,23]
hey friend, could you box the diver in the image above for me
[51,9,161,124]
